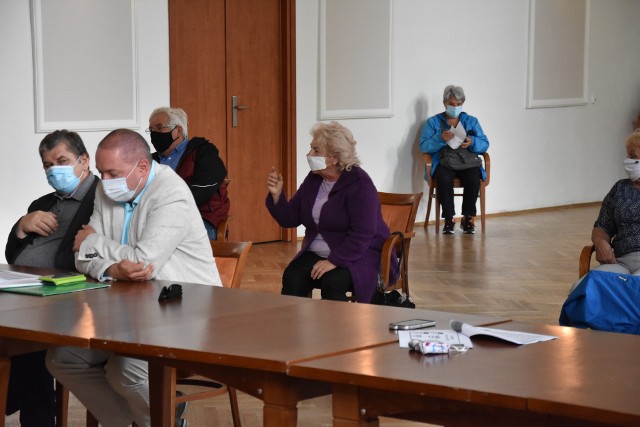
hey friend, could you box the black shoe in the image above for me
[461,216,475,234]
[443,218,455,234]
[176,391,188,427]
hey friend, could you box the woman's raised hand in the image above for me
[267,167,284,204]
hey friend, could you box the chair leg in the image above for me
[228,387,242,427]
[0,358,9,424]
[435,190,441,233]
[424,185,433,229]
[480,183,486,233]
[55,381,68,427]
[86,411,99,427]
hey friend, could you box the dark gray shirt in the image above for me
[13,173,95,268]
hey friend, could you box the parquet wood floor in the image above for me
[6,203,601,426]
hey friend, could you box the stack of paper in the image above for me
[0,270,42,288]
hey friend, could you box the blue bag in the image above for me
[559,270,640,334]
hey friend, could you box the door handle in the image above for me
[231,96,250,128]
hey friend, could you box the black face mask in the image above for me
[150,127,178,153]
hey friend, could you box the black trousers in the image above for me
[6,351,55,427]
[434,165,481,220]
[282,251,353,301]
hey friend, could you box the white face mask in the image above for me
[102,162,142,202]
[624,158,640,182]
[307,155,327,172]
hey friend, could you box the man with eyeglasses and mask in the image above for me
[147,107,229,240]
[46,128,221,427]
[4,130,98,427]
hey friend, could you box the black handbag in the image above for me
[437,117,482,171]
[439,145,482,171]
[371,232,415,308]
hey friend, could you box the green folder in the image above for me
[0,281,110,296]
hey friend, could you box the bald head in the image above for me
[98,129,152,167]
[95,129,153,201]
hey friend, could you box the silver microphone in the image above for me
[450,319,463,332]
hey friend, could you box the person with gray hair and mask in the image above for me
[419,85,490,234]
[4,129,98,427]
[147,107,229,240]
[46,129,221,427]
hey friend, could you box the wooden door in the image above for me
[169,0,296,243]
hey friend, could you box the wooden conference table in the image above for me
[90,292,507,426]
[0,263,508,427]
[289,322,640,426]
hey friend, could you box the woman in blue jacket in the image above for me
[420,85,490,234]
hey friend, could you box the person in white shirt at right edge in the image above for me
[46,128,221,427]
[569,129,640,295]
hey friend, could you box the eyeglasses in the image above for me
[145,125,176,133]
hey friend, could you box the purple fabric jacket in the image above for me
[266,167,391,303]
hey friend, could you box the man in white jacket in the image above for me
[47,128,221,427]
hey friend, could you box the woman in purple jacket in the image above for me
[266,121,390,303]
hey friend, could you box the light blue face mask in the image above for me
[446,105,463,118]
[46,157,82,194]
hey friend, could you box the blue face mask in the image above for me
[46,158,82,194]
[446,105,463,118]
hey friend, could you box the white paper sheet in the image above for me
[447,122,467,149]
[453,321,557,345]
[0,270,42,288]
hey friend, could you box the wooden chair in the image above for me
[216,178,232,242]
[216,217,232,242]
[322,192,421,301]
[84,241,253,427]
[209,240,253,289]
[172,240,253,427]
[579,244,596,278]
[377,192,423,293]
[423,152,491,233]
[378,233,403,291]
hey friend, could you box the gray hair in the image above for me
[149,107,189,138]
[39,130,88,159]
[442,85,466,103]
[311,121,360,172]
[99,129,152,165]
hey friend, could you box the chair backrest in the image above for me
[578,244,595,278]
[378,192,423,238]
[216,178,233,241]
[210,240,252,288]
[377,192,423,292]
